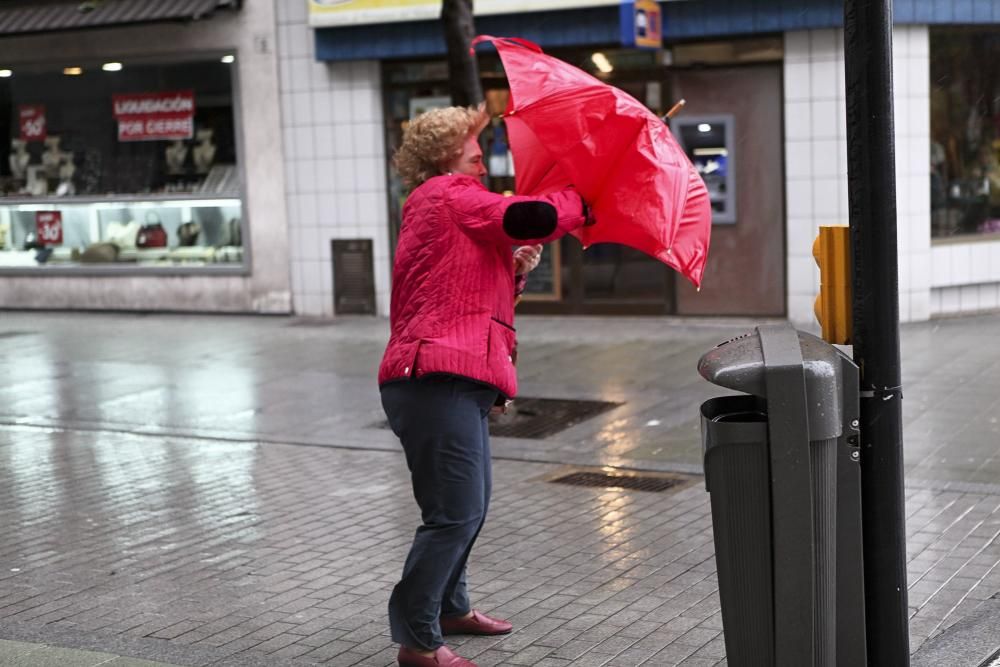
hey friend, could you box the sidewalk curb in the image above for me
[911,595,1000,667]
[0,622,228,667]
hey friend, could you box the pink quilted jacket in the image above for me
[378,174,587,399]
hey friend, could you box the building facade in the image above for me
[281,0,1000,322]
[0,0,291,313]
[4,1,1000,323]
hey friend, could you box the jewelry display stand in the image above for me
[165,140,188,175]
[42,136,69,179]
[192,129,216,175]
[9,139,30,180]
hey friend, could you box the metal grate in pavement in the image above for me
[489,397,622,439]
[549,470,685,493]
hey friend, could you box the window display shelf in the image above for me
[0,193,240,206]
[0,195,245,271]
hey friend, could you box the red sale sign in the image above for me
[112,90,195,142]
[19,105,47,142]
[36,211,63,246]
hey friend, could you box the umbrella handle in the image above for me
[471,34,544,55]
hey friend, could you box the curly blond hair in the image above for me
[394,104,489,188]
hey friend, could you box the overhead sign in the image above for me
[620,0,663,48]
[35,211,63,246]
[308,0,685,28]
[113,90,195,142]
[19,105,47,142]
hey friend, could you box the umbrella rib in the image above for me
[584,120,687,252]
[577,120,648,202]
[506,86,608,117]
[512,96,680,248]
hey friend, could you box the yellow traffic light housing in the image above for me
[813,225,853,345]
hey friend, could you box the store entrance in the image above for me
[381,48,785,316]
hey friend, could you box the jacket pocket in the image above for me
[490,316,516,332]
[486,318,518,369]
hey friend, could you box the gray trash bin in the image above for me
[699,324,866,667]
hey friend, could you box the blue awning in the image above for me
[316,6,622,62]
[314,0,1000,62]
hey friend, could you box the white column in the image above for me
[276,0,390,317]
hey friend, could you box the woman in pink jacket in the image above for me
[379,104,592,667]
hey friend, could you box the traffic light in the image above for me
[813,225,852,345]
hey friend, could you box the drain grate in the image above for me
[549,471,685,493]
[489,397,621,439]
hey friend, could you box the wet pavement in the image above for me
[0,311,998,666]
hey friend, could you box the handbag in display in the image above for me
[220,217,242,247]
[177,221,201,246]
[105,220,139,248]
[79,242,119,263]
[136,212,168,248]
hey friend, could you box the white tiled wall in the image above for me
[275,0,390,316]
[930,240,1000,315]
[783,27,932,324]
[893,26,933,322]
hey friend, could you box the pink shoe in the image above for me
[397,645,477,667]
[440,609,513,636]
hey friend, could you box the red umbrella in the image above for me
[472,35,712,288]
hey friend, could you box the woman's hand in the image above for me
[513,244,543,275]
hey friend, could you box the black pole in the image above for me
[843,1,910,665]
[441,0,483,106]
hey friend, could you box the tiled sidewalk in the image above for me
[2,312,1000,665]
[1,424,999,665]
[0,427,726,666]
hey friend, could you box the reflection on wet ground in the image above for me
[3,312,999,482]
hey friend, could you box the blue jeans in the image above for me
[381,376,498,651]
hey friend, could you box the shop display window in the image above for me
[0,55,245,269]
[0,198,242,267]
[930,29,1000,240]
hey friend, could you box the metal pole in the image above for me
[843,1,911,666]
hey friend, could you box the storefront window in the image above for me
[0,56,245,268]
[930,29,1000,239]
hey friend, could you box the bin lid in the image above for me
[697,325,855,440]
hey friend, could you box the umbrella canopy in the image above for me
[472,35,712,288]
